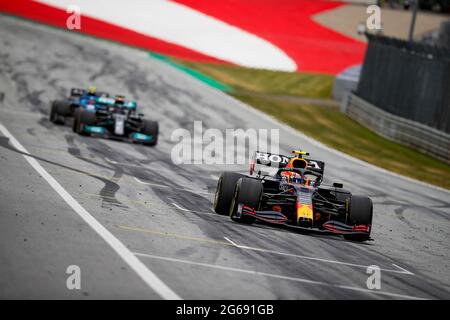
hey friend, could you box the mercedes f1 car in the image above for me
[73,94,159,146]
[214,151,373,241]
[49,86,111,125]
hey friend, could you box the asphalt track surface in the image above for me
[0,15,449,299]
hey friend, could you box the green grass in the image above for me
[178,60,334,99]
[177,60,450,189]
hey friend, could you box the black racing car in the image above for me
[214,151,373,241]
[73,95,158,146]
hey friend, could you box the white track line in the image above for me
[223,237,240,247]
[168,199,215,215]
[134,177,170,189]
[104,157,121,165]
[106,157,169,172]
[134,252,426,300]
[105,157,140,168]
[392,263,414,276]
[0,122,181,300]
[171,202,190,212]
[224,237,414,275]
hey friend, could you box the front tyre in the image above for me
[344,195,373,242]
[229,177,262,224]
[50,101,65,124]
[213,172,244,215]
[142,120,159,146]
[72,108,80,132]
[76,109,96,136]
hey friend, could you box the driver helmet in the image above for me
[115,95,125,105]
[281,157,308,184]
[88,86,96,95]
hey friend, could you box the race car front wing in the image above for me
[236,204,372,240]
[82,125,154,143]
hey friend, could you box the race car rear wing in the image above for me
[250,151,325,175]
[70,88,86,97]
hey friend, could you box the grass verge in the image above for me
[177,60,335,99]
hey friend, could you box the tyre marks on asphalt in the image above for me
[37,117,53,130]
[0,121,181,300]
[0,133,127,211]
[7,68,47,115]
[67,133,217,214]
[64,134,127,209]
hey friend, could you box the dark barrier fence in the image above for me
[344,93,450,163]
[356,33,450,134]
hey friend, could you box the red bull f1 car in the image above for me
[214,151,373,241]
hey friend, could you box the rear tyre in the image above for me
[229,177,262,224]
[50,101,66,124]
[76,109,96,136]
[56,100,72,125]
[72,108,80,132]
[142,120,159,146]
[213,172,244,215]
[344,195,373,242]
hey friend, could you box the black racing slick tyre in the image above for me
[72,108,80,132]
[142,120,159,146]
[49,101,58,123]
[344,195,373,242]
[229,177,262,224]
[50,101,65,124]
[213,172,244,215]
[76,109,96,136]
[56,100,72,117]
